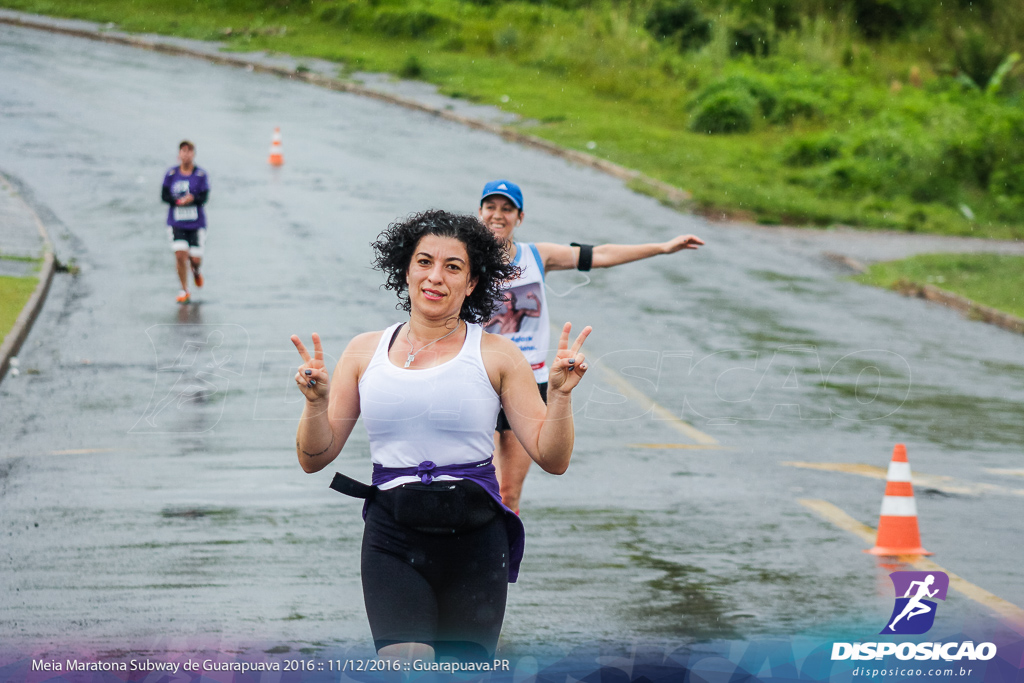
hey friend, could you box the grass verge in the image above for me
[0,275,40,346]
[855,254,1024,320]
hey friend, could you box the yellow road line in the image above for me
[784,461,1024,497]
[628,443,728,450]
[798,498,876,544]
[985,468,1024,478]
[798,498,1024,635]
[546,321,717,446]
[597,364,718,445]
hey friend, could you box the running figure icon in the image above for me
[887,574,939,632]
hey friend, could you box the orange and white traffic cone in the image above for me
[268,127,284,166]
[866,444,932,556]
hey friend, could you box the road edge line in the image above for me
[596,363,718,445]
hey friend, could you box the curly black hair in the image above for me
[371,209,520,324]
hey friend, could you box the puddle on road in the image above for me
[160,506,239,519]
[622,548,739,640]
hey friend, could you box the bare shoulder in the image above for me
[480,330,525,370]
[335,329,388,376]
[346,330,387,354]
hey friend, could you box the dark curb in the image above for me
[0,176,56,384]
[893,280,1024,336]
[824,252,1024,337]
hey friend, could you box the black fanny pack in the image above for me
[375,480,500,535]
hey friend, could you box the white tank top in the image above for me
[484,242,550,383]
[358,322,501,490]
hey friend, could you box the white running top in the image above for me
[358,322,501,490]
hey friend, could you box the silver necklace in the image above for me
[404,321,462,368]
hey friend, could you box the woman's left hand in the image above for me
[663,234,704,253]
[548,322,592,394]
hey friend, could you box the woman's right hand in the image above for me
[291,333,329,402]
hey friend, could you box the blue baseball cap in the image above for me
[480,180,523,210]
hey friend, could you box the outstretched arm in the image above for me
[536,235,704,272]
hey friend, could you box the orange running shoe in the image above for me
[176,289,190,304]
[193,268,204,288]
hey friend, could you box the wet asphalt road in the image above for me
[1,22,1022,658]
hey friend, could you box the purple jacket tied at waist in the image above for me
[370,456,525,583]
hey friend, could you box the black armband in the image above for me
[570,242,593,271]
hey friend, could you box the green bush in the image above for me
[980,111,1024,198]
[494,26,520,53]
[782,133,845,166]
[467,0,598,7]
[399,54,425,78]
[644,0,713,52]
[690,74,778,118]
[689,89,757,133]
[811,158,878,193]
[372,8,453,39]
[725,0,803,31]
[851,129,916,164]
[729,17,773,57]
[216,0,310,10]
[935,104,1024,196]
[849,0,933,39]
[771,90,827,123]
[318,2,359,25]
[952,27,1011,89]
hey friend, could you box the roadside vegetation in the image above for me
[3,0,1023,240]
[856,253,1024,320]
[0,272,39,345]
[3,0,1023,323]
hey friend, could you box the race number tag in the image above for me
[173,205,199,222]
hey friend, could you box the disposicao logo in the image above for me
[882,571,949,635]
[830,570,997,663]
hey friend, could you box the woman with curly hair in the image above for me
[291,210,591,662]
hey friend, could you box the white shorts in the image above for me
[168,227,206,257]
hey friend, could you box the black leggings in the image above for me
[361,490,509,661]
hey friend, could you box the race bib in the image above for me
[173,205,199,222]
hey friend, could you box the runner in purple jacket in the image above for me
[161,140,209,304]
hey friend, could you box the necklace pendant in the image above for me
[404,354,415,368]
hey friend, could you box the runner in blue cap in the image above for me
[479,179,704,513]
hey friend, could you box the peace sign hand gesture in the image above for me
[548,322,592,395]
[290,333,329,402]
